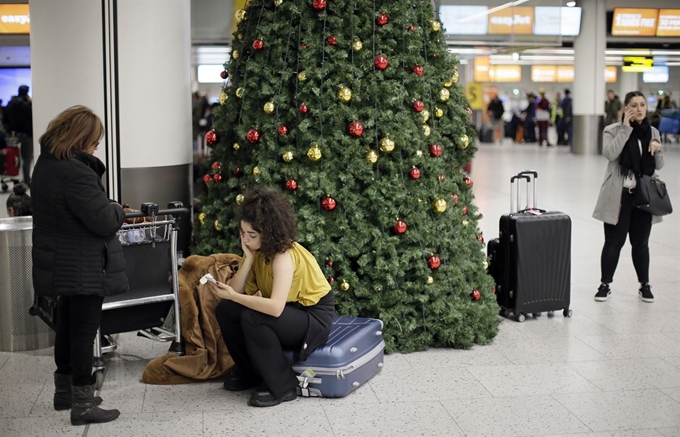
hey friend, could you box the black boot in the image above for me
[54,373,103,411]
[70,385,120,426]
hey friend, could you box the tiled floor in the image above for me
[1,139,679,436]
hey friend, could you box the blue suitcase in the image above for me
[659,117,680,134]
[284,316,385,398]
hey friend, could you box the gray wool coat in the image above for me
[592,122,665,226]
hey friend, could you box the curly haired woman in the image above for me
[210,186,334,407]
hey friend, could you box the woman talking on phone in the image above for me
[593,91,665,303]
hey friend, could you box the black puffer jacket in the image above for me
[32,145,128,297]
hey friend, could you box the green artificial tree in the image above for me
[195,0,500,353]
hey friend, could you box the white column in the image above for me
[572,0,606,155]
[29,0,192,208]
[618,71,639,96]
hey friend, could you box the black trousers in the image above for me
[600,190,653,284]
[54,294,104,386]
[18,134,33,184]
[215,300,309,398]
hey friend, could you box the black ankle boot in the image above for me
[70,385,119,426]
[53,373,102,411]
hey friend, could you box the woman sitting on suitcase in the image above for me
[210,186,334,407]
[593,91,664,303]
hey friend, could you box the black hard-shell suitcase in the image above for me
[488,171,572,322]
[479,124,494,143]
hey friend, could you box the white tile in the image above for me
[657,428,680,437]
[0,382,45,418]
[97,379,146,414]
[493,336,605,364]
[204,403,334,437]
[307,382,381,405]
[662,356,680,369]
[588,312,680,335]
[141,381,248,412]
[553,389,680,431]
[545,430,664,437]
[28,379,64,418]
[403,345,512,368]
[0,353,55,384]
[101,353,151,384]
[568,358,680,391]
[381,352,413,371]
[470,363,600,397]
[492,318,530,343]
[324,401,464,437]
[511,313,617,339]
[368,366,491,403]
[0,353,9,370]
[577,333,680,359]
[87,411,203,437]
[0,415,83,436]
[661,388,680,403]
[442,395,590,437]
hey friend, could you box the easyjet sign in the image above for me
[0,4,30,34]
[487,7,534,35]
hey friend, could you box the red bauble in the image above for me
[412,100,424,112]
[376,13,389,26]
[438,174,445,181]
[321,196,337,211]
[328,276,335,284]
[246,129,260,144]
[252,39,265,51]
[326,261,334,267]
[463,206,469,215]
[408,25,416,32]
[464,176,473,187]
[374,55,389,70]
[412,65,424,76]
[327,35,337,45]
[478,235,484,244]
[471,290,481,301]
[285,179,298,191]
[409,167,421,180]
[211,161,222,170]
[203,174,212,185]
[451,193,460,204]
[429,143,443,157]
[213,173,223,183]
[348,121,364,137]
[299,42,307,49]
[493,286,497,295]
[312,0,326,11]
[277,125,289,136]
[205,130,218,147]
[232,167,241,176]
[427,255,441,270]
[393,219,407,235]
[220,70,228,79]
[299,104,309,114]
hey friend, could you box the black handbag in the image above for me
[633,175,673,216]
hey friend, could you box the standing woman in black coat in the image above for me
[32,106,127,426]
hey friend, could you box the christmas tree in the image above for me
[195,0,500,352]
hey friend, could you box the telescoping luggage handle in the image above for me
[510,170,539,213]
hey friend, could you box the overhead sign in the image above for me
[0,4,30,34]
[439,5,488,35]
[657,9,680,36]
[622,56,654,72]
[605,66,617,84]
[611,8,658,36]
[489,65,522,82]
[465,82,483,110]
[534,7,582,36]
[487,7,534,35]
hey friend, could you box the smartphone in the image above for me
[621,106,627,123]
[199,273,218,285]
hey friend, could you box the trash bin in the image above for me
[0,217,54,351]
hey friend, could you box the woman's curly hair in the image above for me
[238,186,296,261]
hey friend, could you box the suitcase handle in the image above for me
[510,175,529,213]
[510,170,539,211]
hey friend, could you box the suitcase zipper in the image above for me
[291,340,385,379]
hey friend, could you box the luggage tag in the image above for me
[296,368,322,397]
[526,208,543,216]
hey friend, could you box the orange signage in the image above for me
[488,7,534,35]
[473,56,491,83]
[605,66,617,83]
[611,8,658,36]
[531,66,557,83]
[489,65,522,83]
[657,9,680,36]
[0,5,30,34]
[556,66,574,83]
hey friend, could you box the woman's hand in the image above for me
[623,107,635,126]
[209,281,261,301]
[649,140,662,156]
[240,232,255,260]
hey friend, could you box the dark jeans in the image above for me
[215,300,309,398]
[18,134,33,184]
[536,120,549,145]
[54,294,104,386]
[600,190,653,284]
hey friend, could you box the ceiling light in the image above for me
[566,1,576,7]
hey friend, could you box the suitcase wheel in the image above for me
[563,309,573,318]
[516,313,526,323]
[547,311,555,317]
[94,370,105,390]
[499,309,509,318]
[28,306,38,316]
[532,313,541,318]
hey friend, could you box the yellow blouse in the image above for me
[242,242,330,306]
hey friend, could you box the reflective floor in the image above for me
[1,139,679,437]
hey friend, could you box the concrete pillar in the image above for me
[618,71,639,96]
[572,0,606,155]
[29,0,192,208]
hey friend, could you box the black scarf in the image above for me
[618,119,655,178]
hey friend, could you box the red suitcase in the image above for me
[1,145,20,177]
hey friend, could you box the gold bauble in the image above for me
[416,150,423,157]
[435,107,444,118]
[366,149,379,164]
[432,198,447,213]
[232,50,239,60]
[237,33,243,40]
[233,143,240,150]
[297,71,307,82]
[427,276,434,285]
[264,101,275,114]
[337,87,352,102]
[444,79,453,88]
[379,138,395,152]
[214,219,222,231]
[423,125,431,137]
[307,145,322,161]
[430,20,441,32]
[253,166,261,176]
[236,87,245,98]
[483,260,489,270]
[452,71,459,84]
[274,0,283,5]
[198,212,206,225]
[439,88,450,102]
[340,280,350,291]
[422,109,430,123]
[353,39,363,51]
[236,194,245,204]
[282,151,294,162]
[219,92,228,105]
[235,9,247,23]
[463,219,470,226]
[459,134,469,149]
